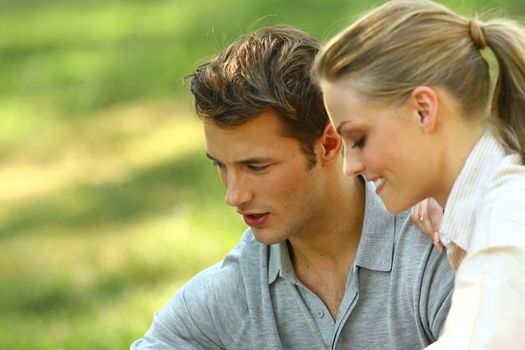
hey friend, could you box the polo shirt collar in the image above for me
[268,240,296,284]
[353,181,395,272]
[267,181,396,284]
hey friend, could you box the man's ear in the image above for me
[318,123,342,164]
[410,86,439,133]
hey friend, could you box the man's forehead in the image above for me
[203,113,303,162]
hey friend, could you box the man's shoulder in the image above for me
[362,181,452,274]
[154,229,267,340]
[182,228,265,301]
[132,230,266,349]
[393,210,432,248]
[361,183,429,252]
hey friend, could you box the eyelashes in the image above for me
[211,161,225,169]
[340,128,366,149]
[351,137,365,149]
[211,161,269,173]
[247,165,269,173]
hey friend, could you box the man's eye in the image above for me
[352,137,365,149]
[212,161,225,169]
[248,165,268,173]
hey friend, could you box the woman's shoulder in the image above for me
[485,152,525,199]
[473,152,525,249]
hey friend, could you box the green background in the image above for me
[1,0,523,348]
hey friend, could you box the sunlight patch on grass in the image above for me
[0,98,202,208]
[0,206,236,290]
[0,277,189,350]
[0,198,242,348]
[0,97,57,144]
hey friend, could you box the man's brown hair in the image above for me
[188,26,329,168]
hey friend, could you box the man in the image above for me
[132,26,453,349]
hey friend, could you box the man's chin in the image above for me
[252,229,283,245]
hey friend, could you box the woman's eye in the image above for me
[352,137,365,149]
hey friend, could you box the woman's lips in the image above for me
[375,178,386,195]
[243,213,269,228]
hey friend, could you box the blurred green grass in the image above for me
[1,0,524,348]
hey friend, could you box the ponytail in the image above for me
[313,0,525,163]
[485,19,525,162]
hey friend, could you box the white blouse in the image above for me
[428,133,525,349]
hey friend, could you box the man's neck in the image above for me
[288,176,366,320]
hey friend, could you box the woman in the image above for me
[313,0,525,348]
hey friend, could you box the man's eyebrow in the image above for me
[237,157,272,165]
[205,153,272,164]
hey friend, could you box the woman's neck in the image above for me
[437,114,486,207]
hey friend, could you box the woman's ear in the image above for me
[318,123,343,164]
[411,86,439,133]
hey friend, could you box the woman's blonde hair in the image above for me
[313,0,525,161]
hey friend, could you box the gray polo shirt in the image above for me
[131,183,454,349]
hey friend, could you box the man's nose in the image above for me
[224,175,253,207]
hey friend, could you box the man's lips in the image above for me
[239,212,269,228]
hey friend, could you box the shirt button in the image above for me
[316,310,324,318]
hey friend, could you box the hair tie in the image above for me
[468,20,487,49]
